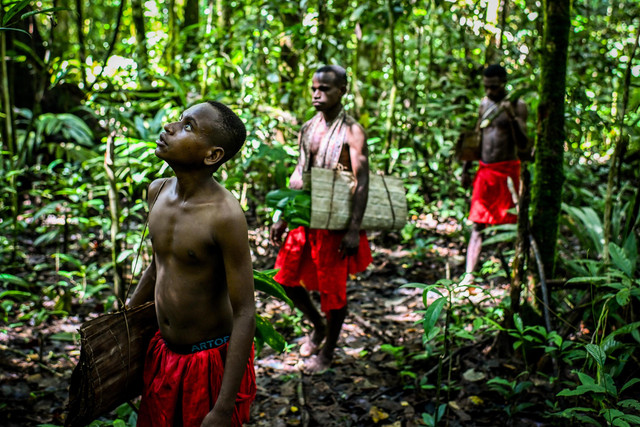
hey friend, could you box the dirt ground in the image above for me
[0,224,552,426]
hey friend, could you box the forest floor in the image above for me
[1,217,555,427]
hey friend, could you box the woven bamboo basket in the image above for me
[308,167,407,231]
[66,301,157,427]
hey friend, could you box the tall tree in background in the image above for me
[183,0,199,76]
[130,0,149,80]
[530,0,571,277]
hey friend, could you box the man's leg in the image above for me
[305,305,347,373]
[283,285,326,348]
[465,222,485,275]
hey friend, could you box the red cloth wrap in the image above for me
[274,227,372,313]
[469,160,520,225]
[137,331,256,427]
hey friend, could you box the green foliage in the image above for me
[253,268,292,355]
[265,188,311,227]
[2,0,640,424]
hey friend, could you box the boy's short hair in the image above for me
[207,101,247,163]
[316,65,348,87]
[483,64,507,81]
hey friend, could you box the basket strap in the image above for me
[123,178,168,304]
[380,175,396,229]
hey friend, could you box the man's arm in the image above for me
[202,204,256,427]
[461,103,484,188]
[288,127,306,190]
[340,122,369,256]
[502,99,529,149]
[128,255,156,307]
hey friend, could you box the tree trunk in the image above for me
[130,0,149,80]
[74,0,87,88]
[603,23,640,260]
[104,133,123,304]
[530,0,571,277]
[183,0,199,61]
[384,0,398,172]
[317,0,327,63]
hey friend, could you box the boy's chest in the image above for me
[148,205,216,263]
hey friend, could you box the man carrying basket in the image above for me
[270,65,372,373]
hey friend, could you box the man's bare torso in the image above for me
[479,97,523,164]
[149,178,234,346]
[307,120,353,170]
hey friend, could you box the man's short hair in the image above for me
[316,65,348,87]
[207,101,247,163]
[483,64,507,81]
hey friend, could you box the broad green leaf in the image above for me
[3,0,30,25]
[0,290,32,299]
[609,242,633,277]
[513,313,524,334]
[620,378,640,394]
[585,343,606,368]
[557,383,606,396]
[254,313,286,353]
[0,274,30,288]
[423,296,446,333]
[618,399,640,411]
[615,288,630,306]
[253,269,292,306]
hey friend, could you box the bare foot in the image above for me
[299,332,325,357]
[302,353,331,374]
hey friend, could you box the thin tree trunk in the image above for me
[484,0,500,65]
[183,0,199,64]
[508,166,531,324]
[74,0,87,88]
[384,0,398,171]
[530,0,571,277]
[0,32,14,158]
[90,0,126,91]
[201,0,215,97]
[317,0,327,63]
[165,0,177,74]
[105,133,123,304]
[603,22,640,261]
[130,0,149,80]
[352,22,364,118]
[497,0,509,52]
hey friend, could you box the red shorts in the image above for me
[137,331,256,427]
[274,227,372,312]
[469,160,520,225]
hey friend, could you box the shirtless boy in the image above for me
[129,101,256,426]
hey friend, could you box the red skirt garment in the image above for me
[469,160,520,225]
[274,227,372,313]
[137,331,256,427]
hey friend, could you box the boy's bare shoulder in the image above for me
[148,177,172,207]
[208,185,248,229]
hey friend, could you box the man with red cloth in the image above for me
[129,101,256,426]
[461,64,529,286]
[270,65,372,373]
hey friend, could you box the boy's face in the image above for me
[311,72,346,112]
[156,103,222,167]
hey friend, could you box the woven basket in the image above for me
[308,167,407,231]
[66,301,157,427]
